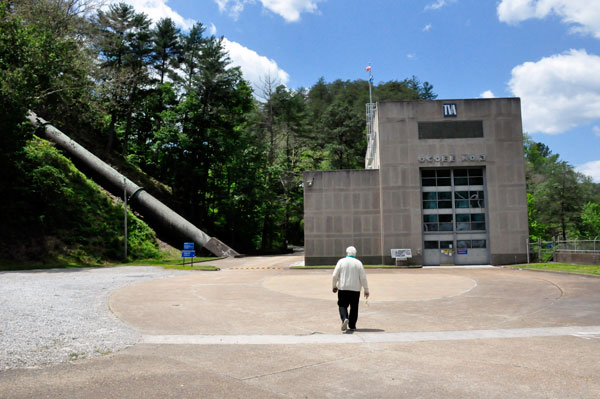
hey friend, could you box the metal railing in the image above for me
[526,238,599,263]
[365,103,377,169]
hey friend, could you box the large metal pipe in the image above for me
[27,111,239,258]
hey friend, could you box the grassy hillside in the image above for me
[0,137,161,268]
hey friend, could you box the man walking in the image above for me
[332,246,370,332]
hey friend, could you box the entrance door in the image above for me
[421,168,489,266]
[423,238,455,265]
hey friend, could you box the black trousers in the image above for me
[337,290,361,329]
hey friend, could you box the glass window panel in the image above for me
[423,201,437,209]
[437,178,451,186]
[423,214,438,223]
[422,170,436,178]
[456,214,470,222]
[457,240,471,248]
[477,191,484,200]
[438,192,452,200]
[454,177,468,185]
[469,169,483,176]
[423,192,437,200]
[470,200,482,208]
[472,240,486,248]
[438,201,452,208]
[424,223,438,232]
[455,200,469,208]
[471,213,485,222]
[456,222,470,231]
[472,222,486,230]
[439,223,453,231]
[455,191,468,199]
[469,177,484,185]
[440,241,453,249]
[454,169,468,177]
[424,241,439,249]
[422,178,436,186]
[437,170,451,177]
[439,214,453,223]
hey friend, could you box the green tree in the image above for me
[319,102,365,170]
[524,136,597,240]
[579,202,600,239]
[94,2,152,154]
[151,18,181,85]
[532,160,593,240]
[154,35,256,250]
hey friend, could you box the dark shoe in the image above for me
[341,319,349,331]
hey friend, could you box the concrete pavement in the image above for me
[2,256,600,398]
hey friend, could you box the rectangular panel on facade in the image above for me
[418,121,484,139]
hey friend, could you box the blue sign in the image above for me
[183,242,194,250]
[181,250,196,258]
[457,249,468,255]
[443,103,457,117]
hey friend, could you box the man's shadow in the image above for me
[345,328,385,333]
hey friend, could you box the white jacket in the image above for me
[332,256,369,293]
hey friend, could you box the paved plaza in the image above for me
[1,255,600,398]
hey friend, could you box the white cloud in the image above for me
[215,0,247,20]
[497,0,600,39]
[576,160,600,182]
[261,0,320,22]
[594,126,600,137]
[115,0,196,30]
[423,23,432,32]
[407,53,416,60]
[223,38,290,93]
[215,0,321,22]
[480,90,496,98]
[508,49,600,134]
[425,0,447,11]
[209,23,218,36]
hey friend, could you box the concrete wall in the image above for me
[304,169,382,265]
[556,252,600,265]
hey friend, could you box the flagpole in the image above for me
[367,63,373,105]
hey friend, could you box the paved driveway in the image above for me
[1,259,599,398]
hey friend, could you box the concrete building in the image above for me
[303,98,529,266]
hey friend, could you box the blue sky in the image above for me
[119,0,600,182]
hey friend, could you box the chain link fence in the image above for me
[527,238,600,263]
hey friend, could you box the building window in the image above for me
[424,241,439,249]
[457,240,487,249]
[423,191,453,209]
[472,239,487,248]
[454,169,483,186]
[456,213,486,231]
[421,170,451,187]
[440,241,453,249]
[423,214,454,232]
[455,190,485,208]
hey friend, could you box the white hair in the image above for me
[346,246,357,256]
